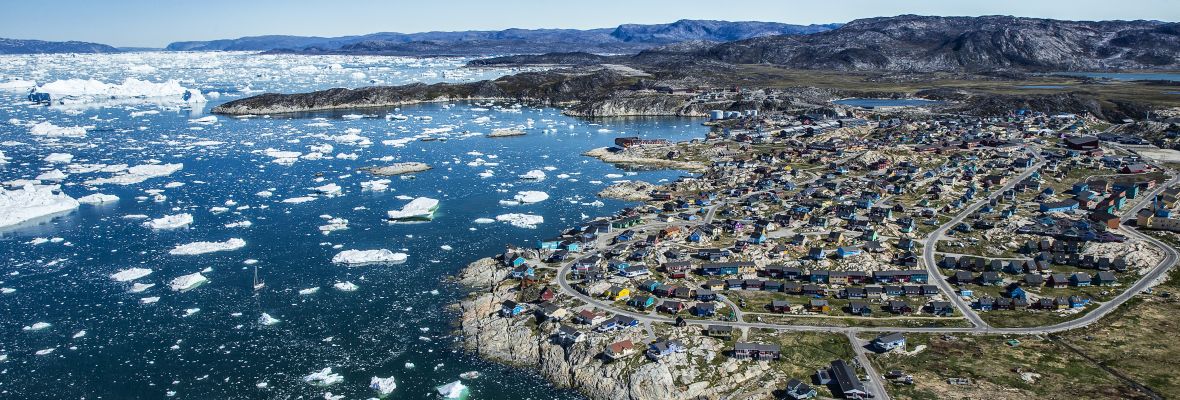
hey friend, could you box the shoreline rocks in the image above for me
[584,147,707,172]
[597,180,657,201]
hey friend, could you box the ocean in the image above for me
[0,52,706,399]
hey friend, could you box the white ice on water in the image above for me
[495,213,544,229]
[331,249,407,264]
[370,376,397,396]
[110,267,153,282]
[0,184,79,228]
[169,238,246,255]
[169,272,208,291]
[303,367,344,386]
[142,213,193,230]
[386,197,438,220]
[36,78,206,105]
[85,163,183,185]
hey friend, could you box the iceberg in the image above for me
[36,78,206,105]
[370,376,397,397]
[23,322,51,331]
[129,282,155,293]
[140,296,160,304]
[110,267,153,282]
[313,183,342,195]
[282,196,317,204]
[436,380,469,399]
[78,193,119,204]
[333,281,359,292]
[303,367,344,386]
[86,163,183,185]
[169,272,208,291]
[473,218,495,224]
[519,169,546,180]
[512,191,549,204]
[361,179,391,191]
[143,213,193,230]
[30,122,87,138]
[387,197,439,221]
[258,313,281,326]
[169,238,246,255]
[44,153,74,163]
[34,169,67,181]
[496,213,544,229]
[0,184,79,229]
[298,287,320,295]
[332,249,407,265]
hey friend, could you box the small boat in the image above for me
[253,266,265,291]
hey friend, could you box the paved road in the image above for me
[847,331,892,400]
[921,152,1048,329]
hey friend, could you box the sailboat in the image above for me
[253,266,265,291]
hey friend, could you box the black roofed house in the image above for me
[872,333,907,352]
[659,300,686,314]
[1064,135,1099,150]
[903,285,921,296]
[555,324,585,345]
[954,271,974,284]
[826,359,869,399]
[771,300,792,313]
[1071,272,1092,287]
[706,324,734,338]
[1095,271,1117,286]
[847,300,872,316]
[696,289,718,302]
[928,301,953,316]
[888,300,912,314]
[979,271,1002,286]
[920,284,940,296]
[1049,273,1070,288]
[732,342,782,360]
[763,281,783,292]
[694,301,718,317]
[843,287,866,299]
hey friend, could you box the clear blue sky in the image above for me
[3,0,1177,47]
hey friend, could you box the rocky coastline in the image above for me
[453,257,783,400]
[584,147,708,173]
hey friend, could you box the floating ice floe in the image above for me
[23,322,51,331]
[44,153,73,164]
[472,218,495,224]
[313,183,342,196]
[35,348,55,356]
[299,287,320,295]
[361,179,391,191]
[129,282,155,293]
[0,184,79,229]
[370,376,397,397]
[519,169,546,180]
[282,196,317,204]
[169,272,208,291]
[188,116,217,125]
[142,213,193,230]
[182,308,200,317]
[387,197,439,221]
[33,169,67,181]
[0,78,35,91]
[512,191,549,204]
[110,267,153,282]
[35,78,206,105]
[86,163,183,185]
[333,281,359,292]
[169,238,246,255]
[496,213,544,229]
[436,380,469,399]
[29,121,87,138]
[72,330,87,339]
[258,313,281,326]
[140,296,160,304]
[78,193,119,204]
[225,220,253,228]
[440,245,453,251]
[304,368,344,386]
[332,249,407,265]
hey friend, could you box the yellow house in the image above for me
[606,286,631,301]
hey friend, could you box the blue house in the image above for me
[538,239,562,250]
[689,230,706,243]
[1008,286,1027,300]
[510,265,535,279]
[510,255,528,268]
[500,301,526,317]
[835,247,862,258]
[628,296,657,310]
[1040,199,1079,213]
[749,232,767,244]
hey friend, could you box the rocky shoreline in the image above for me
[453,257,782,400]
[584,147,708,173]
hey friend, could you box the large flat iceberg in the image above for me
[387,197,439,221]
[142,213,193,230]
[169,272,208,291]
[86,163,183,186]
[36,78,206,105]
[0,184,79,229]
[332,249,407,265]
[110,268,153,282]
[169,238,246,255]
[496,213,544,229]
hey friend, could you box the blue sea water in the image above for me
[0,52,706,399]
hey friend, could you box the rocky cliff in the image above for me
[694,15,1180,72]
[453,258,782,400]
[0,38,120,54]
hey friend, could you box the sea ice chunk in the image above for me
[258,313,281,326]
[142,213,193,230]
[0,184,79,228]
[304,368,344,386]
[78,193,119,204]
[169,273,208,291]
[496,213,544,229]
[512,191,549,204]
[386,197,439,220]
[332,249,407,265]
[519,169,546,180]
[370,376,397,397]
[169,238,246,255]
[110,267,153,282]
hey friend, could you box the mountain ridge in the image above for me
[0,38,121,54]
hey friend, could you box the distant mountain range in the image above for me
[164,20,841,55]
[692,15,1180,71]
[0,38,121,54]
